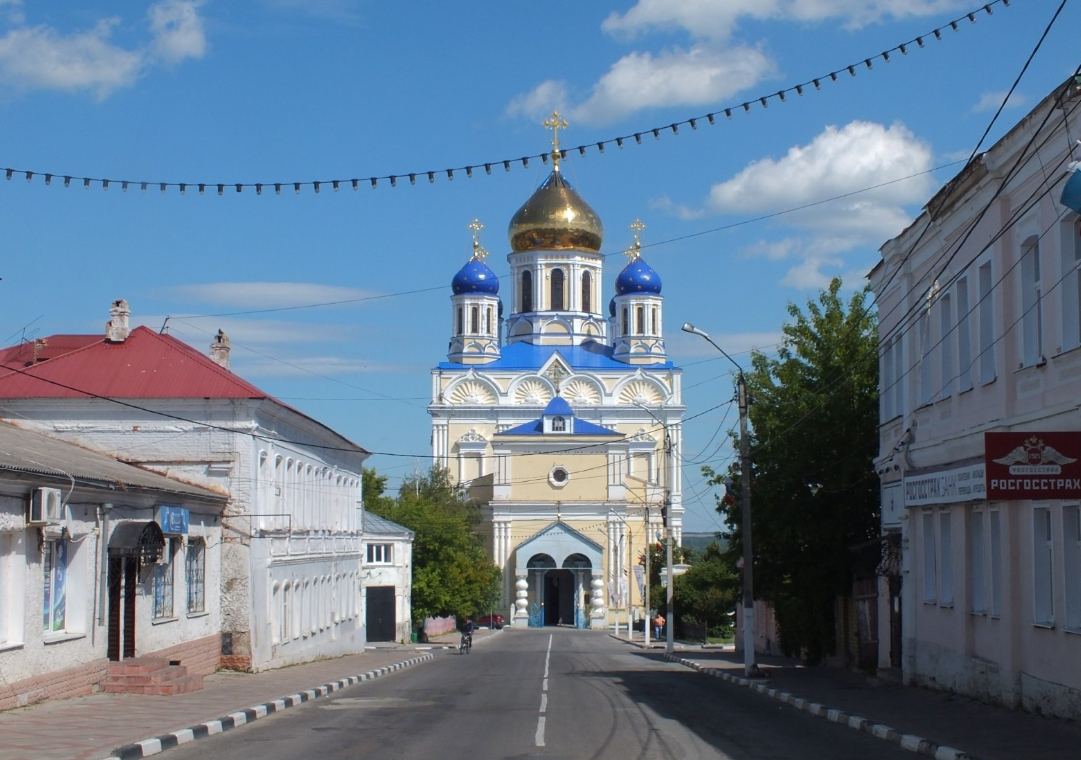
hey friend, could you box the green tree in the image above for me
[673,542,737,638]
[705,278,879,663]
[365,466,501,625]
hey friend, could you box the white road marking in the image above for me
[535,634,554,747]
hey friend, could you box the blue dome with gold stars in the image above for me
[615,257,662,295]
[452,256,499,295]
[608,297,616,317]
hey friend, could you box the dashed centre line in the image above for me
[536,634,553,747]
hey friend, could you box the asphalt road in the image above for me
[162,629,916,760]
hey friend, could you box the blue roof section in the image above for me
[544,396,573,416]
[497,415,621,437]
[436,340,677,370]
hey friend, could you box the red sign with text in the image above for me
[985,432,1081,500]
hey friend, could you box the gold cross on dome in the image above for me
[543,111,568,167]
[469,218,488,259]
[624,218,645,260]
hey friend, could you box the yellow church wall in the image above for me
[501,450,611,501]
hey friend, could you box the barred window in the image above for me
[153,540,175,619]
[186,538,206,614]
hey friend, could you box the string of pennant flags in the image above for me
[1,0,1008,197]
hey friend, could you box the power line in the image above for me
[0,1,1007,198]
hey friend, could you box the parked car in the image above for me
[476,614,505,629]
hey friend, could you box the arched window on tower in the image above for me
[622,307,629,335]
[652,306,658,335]
[471,306,479,333]
[581,271,592,313]
[551,269,565,310]
[552,416,566,432]
[457,307,464,335]
[486,307,492,335]
[636,306,644,334]
[521,270,533,312]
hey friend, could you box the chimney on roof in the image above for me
[210,329,231,370]
[105,299,131,343]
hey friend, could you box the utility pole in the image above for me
[643,500,651,647]
[663,429,674,656]
[682,322,759,677]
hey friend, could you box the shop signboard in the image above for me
[985,431,1081,500]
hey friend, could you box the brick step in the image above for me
[104,660,204,695]
[106,657,169,676]
[104,673,203,695]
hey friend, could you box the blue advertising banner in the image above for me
[157,505,189,535]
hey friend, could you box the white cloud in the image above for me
[511,44,775,127]
[709,120,933,226]
[0,1,205,98]
[702,120,934,288]
[603,0,966,41]
[743,237,801,261]
[162,282,383,309]
[142,316,355,347]
[149,0,207,63]
[972,89,1028,114]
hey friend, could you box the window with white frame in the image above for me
[979,262,996,384]
[956,277,973,391]
[892,333,905,418]
[989,509,1003,618]
[970,508,986,614]
[1020,236,1044,366]
[1033,507,1054,626]
[939,293,953,400]
[186,538,205,614]
[881,335,894,419]
[922,511,937,604]
[0,532,25,645]
[919,312,933,406]
[1061,217,1081,352]
[1063,505,1081,633]
[366,543,392,565]
[153,539,176,619]
[939,510,954,607]
[42,539,68,634]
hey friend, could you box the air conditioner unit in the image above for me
[28,487,63,525]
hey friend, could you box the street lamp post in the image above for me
[635,402,675,655]
[682,322,760,677]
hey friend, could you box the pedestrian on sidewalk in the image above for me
[653,612,665,640]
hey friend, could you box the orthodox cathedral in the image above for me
[429,116,683,628]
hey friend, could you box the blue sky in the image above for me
[0,0,1076,533]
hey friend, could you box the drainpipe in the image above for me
[97,503,112,627]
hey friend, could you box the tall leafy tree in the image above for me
[364,466,500,625]
[705,278,879,662]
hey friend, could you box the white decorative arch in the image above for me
[615,376,668,406]
[446,377,498,405]
[562,377,601,406]
[511,377,554,405]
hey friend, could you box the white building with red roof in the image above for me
[0,300,370,672]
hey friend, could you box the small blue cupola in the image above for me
[542,395,574,434]
[615,256,662,295]
[448,219,502,365]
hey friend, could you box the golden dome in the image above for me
[507,169,604,253]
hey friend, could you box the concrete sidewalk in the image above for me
[0,633,475,760]
[621,637,1081,760]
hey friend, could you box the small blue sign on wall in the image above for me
[156,505,189,535]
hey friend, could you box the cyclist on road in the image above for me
[460,616,475,653]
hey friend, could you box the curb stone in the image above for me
[99,654,434,760]
[663,653,981,760]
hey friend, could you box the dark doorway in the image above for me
[853,575,878,670]
[366,586,396,642]
[888,575,903,669]
[107,555,138,661]
[543,570,575,626]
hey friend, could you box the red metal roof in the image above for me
[0,326,271,400]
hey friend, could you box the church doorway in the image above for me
[542,570,575,626]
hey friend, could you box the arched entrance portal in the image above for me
[517,527,602,628]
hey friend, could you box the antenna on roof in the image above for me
[160,316,170,334]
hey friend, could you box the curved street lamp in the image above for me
[682,322,761,678]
